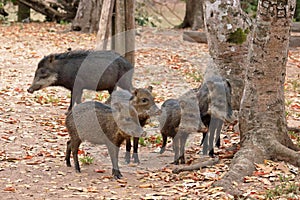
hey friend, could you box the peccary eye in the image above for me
[141,98,149,103]
[125,117,131,122]
[39,69,49,78]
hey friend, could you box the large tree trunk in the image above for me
[207,0,299,195]
[72,0,102,32]
[178,0,204,30]
[203,0,251,110]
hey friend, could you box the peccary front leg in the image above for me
[179,132,188,164]
[132,137,140,163]
[125,138,131,164]
[214,119,223,148]
[107,144,122,179]
[160,134,168,154]
[172,135,180,165]
[65,140,72,167]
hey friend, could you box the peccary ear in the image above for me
[131,88,138,96]
[48,55,55,63]
[147,86,153,92]
[179,100,186,109]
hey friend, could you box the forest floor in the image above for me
[0,22,299,199]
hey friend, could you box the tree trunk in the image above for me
[110,0,135,65]
[111,0,126,55]
[95,0,114,49]
[203,0,251,110]
[124,0,135,66]
[18,1,30,22]
[205,0,299,195]
[72,0,102,32]
[178,0,204,30]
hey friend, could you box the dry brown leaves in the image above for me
[0,22,299,199]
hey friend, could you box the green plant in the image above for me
[187,72,203,82]
[94,92,109,102]
[290,79,300,93]
[135,1,161,27]
[80,155,94,165]
[59,20,69,25]
[288,131,300,146]
[35,94,60,105]
[265,175,300,199]
[285,99,293,107]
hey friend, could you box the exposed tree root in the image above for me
[288,126,300,133]
[172,157,219,174]
[213,136,300,196]
[213,144,265,196]
[268,140,300,167]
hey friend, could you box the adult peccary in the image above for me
[28,50,133,112]
[107,86,161,164]
[197,67,235,157]
[65,89,145,179]
[159,90,205,164]
[159,71,235,161]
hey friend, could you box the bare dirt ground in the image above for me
[0,22,299,199]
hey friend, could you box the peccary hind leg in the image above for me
[65,140,72,167]
[71,139,82,173]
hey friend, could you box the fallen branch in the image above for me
[288,126,300,133]
[172,157,219,174]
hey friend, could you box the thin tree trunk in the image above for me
[124,0,135,66]
[95,0,114,50]
[111,0,126,55]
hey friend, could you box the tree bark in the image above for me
[124,0,135,66]
[95,0,114,49]
[208,0,299,195]
[203,0,251,110]
[178,0,204,30]
[72,0,102,33]
[111,0,126,55]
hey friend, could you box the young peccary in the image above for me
[65,90,146,179]
[159,90,205,165]
[28,50,134,112]
[107,86,161,164]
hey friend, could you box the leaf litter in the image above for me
[0,22,299,199]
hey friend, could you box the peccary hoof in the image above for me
[112,169,123,179]
[159,147,165,154]
[208,148,215,157]
[125,151,131,164]
[171,160,179,165]
[132,153,140,163]
[66,162,71,167]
